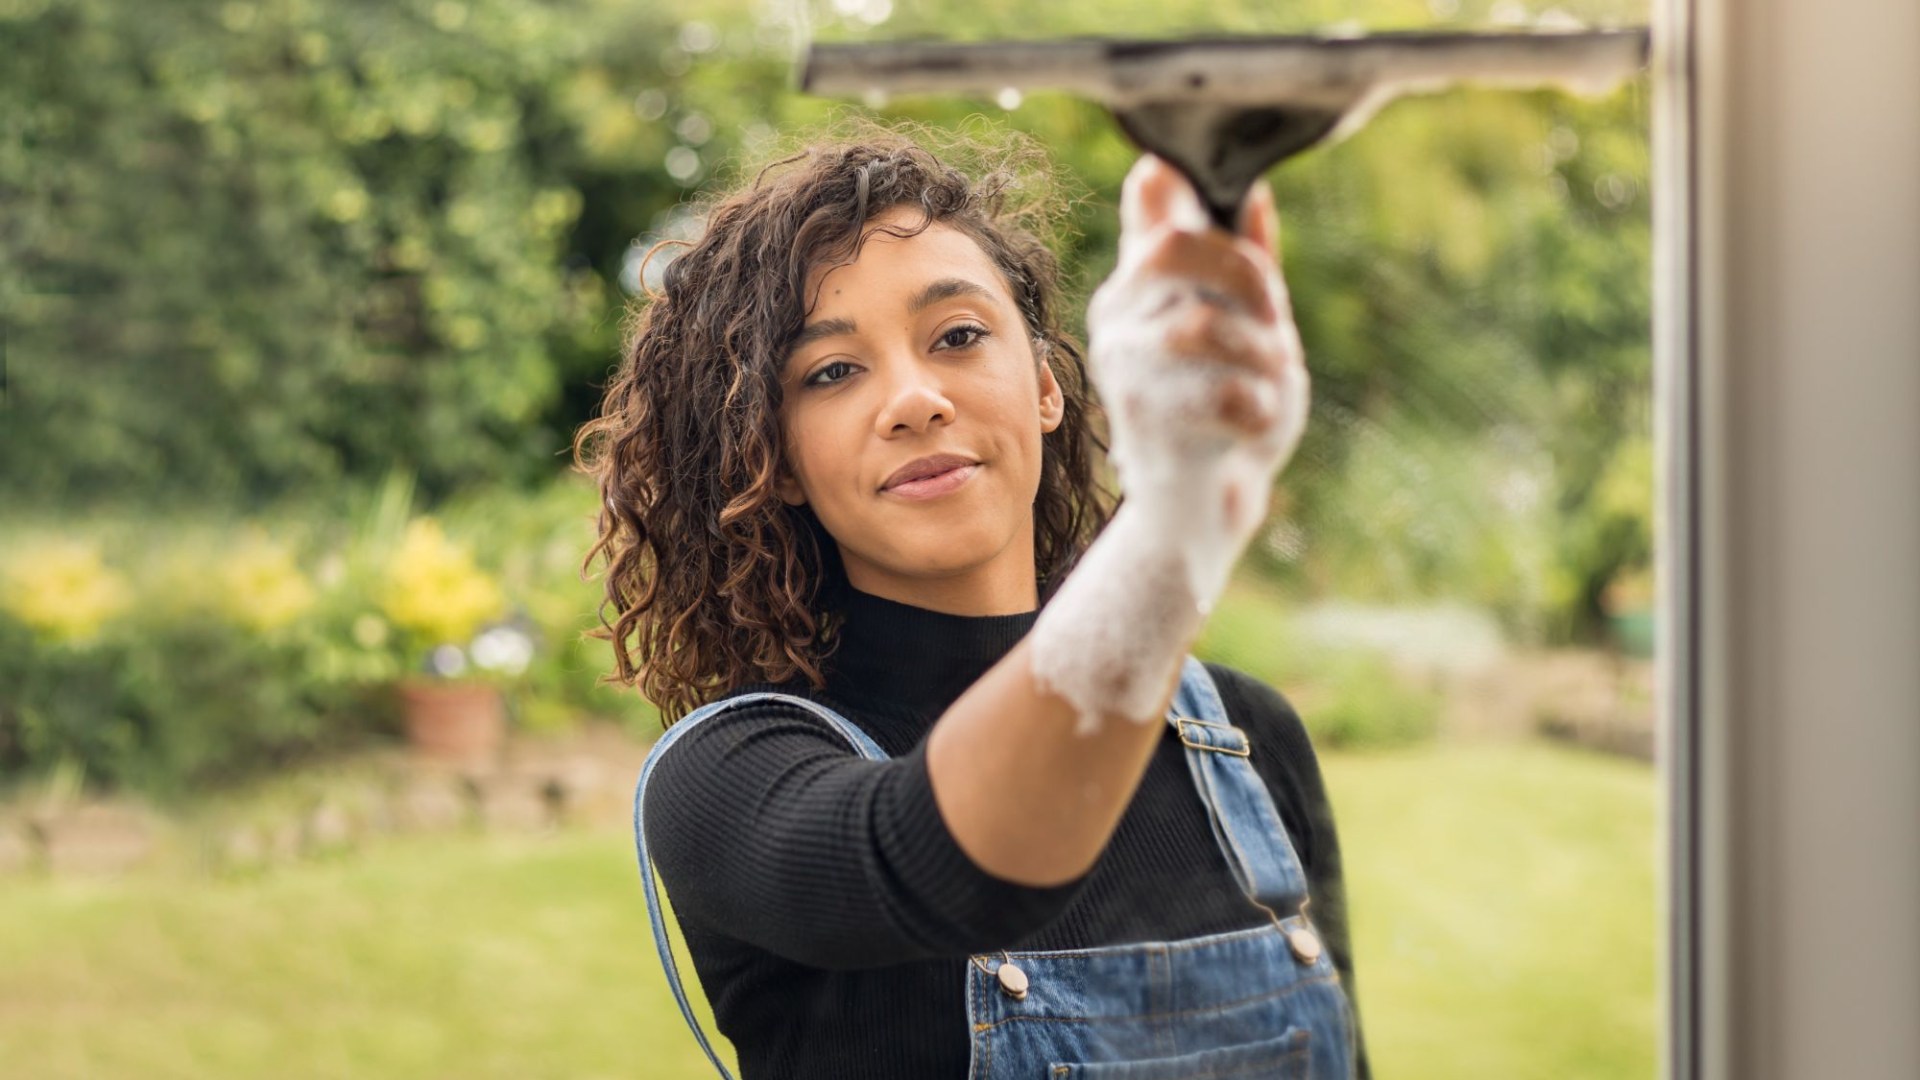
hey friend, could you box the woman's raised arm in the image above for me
[925,153,1311,886]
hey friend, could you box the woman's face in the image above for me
[774,205,1066,614]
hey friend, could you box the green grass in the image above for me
[1328,740,1658,1080]
[0,831,720,1080]
[0,740,1654,1079]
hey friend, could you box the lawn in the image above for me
[0,739,1655,1079]
[1328,740,1658,1080]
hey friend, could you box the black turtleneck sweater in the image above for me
[642,586,1371,1079]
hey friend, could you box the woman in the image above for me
[576,118,1369,1079]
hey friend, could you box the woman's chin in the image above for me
[872,524,1014,576]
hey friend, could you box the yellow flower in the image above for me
[215,530,318,633]
[0,537,132,645]
[379,518,505,645]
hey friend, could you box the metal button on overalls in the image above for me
[996,960,1030,1000]
[1286,923,1323,964]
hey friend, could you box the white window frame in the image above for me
[1651,2,1920,1077]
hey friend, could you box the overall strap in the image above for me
[1165,655,1313,922]
[632,692,890,1080]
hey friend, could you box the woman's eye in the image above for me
[804,359,858,387]
[939,323,990,350]
[802,326,987,388]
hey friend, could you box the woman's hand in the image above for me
[1087,154,1311,526]
[1020,156,1312,734]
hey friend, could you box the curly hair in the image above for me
[572,114,1116,724]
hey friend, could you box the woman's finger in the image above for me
[1236,178,1278,254]
[1119,154,1211,265]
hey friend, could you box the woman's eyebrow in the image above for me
[788,277,995,355]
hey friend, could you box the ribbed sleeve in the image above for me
[644,698,1091,970]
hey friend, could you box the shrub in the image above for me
[1293,649,1444,750]
[0,609,388,801]
[1195,576,1444,750]
[0,473,660,797]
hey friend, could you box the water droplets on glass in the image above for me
[676,112,713,146]
[634,88,670,121]
[664,145,703,183]
[678,20,720,54]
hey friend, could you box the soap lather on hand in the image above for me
[1028,152,1311,732]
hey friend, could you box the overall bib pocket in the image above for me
[1045,1027,1310,1079]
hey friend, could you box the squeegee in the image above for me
[801,28,1652,230]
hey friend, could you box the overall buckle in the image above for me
[1174,717,1251,757]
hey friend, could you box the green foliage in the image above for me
[0,609,387,801]
[1260,81,1654,642]
[0,471,649,796]
[1298,650,1444,749]
[0,0,706,506]
[430,474,657,731]
[3,0,1654,645]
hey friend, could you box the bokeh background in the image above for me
[0,0,1656,1076]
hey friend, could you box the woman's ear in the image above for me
[775,461,807,507]
[1037,352,1066,434]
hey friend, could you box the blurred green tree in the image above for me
[1,0,1650,642]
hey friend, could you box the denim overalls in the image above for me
[634,654,1358,1079]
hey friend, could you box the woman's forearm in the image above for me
[923,501,1212,886]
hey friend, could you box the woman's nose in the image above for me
[873,366,954,436]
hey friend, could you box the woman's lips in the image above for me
[883,463,980,500]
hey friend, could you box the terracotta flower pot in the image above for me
[398,679,507,767]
